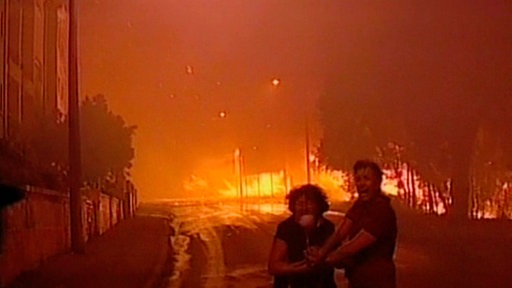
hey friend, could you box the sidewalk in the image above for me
[7,214,171,288]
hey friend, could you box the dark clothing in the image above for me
[273,216,337,288]
[344,194,397,288]
[0,183,25,208]
[1,183,25,253]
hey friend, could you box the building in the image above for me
[0,0,68,145]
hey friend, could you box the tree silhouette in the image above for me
[316,1,512,221]
[80,95,136,184]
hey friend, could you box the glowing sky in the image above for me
[78,0,511,200]
[79,0,340,199]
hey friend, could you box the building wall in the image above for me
[6,0,22,140]
[43,0,67,119]
[54,3,67,117]
[98,193,110,234]
[1,1,7,138]
[111,196,120,226]
[0,186,130,287]
[20,0,45,131]
[0,0,67,142]
[0,2,136,285]
[0,186,69,287]
[33,1,44,102]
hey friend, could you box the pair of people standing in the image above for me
[268,160,397,288]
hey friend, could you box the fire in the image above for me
[181,153,448,215]
[219,170,288,199]
[311,167,351,202]
[182,165,351,204]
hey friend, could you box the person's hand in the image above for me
[305,246,323,266]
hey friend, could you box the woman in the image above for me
[268,184,337,288]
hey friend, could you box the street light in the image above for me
[270,78,311,184]
[268,77,290,195]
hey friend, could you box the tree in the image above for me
[26,111,68,169]
[317,80,406,171]
[317,1,512,221]
[11,110,68,190]
[80,95,136,184]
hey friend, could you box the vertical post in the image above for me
[235,148,244,211]
[242,155,248,209]
[257,175,261,208]
[68,0,84,253]
[305,116,311,184]
[283,168,288,194]
[270,172,274,198]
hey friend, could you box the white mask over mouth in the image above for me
[298,214,316,228]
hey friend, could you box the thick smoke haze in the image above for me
[79,0,511,200]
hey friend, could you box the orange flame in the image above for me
[182,154,447,215]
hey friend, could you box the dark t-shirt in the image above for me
[0,183,24,208]
[273,215,337,288]
[345,194,397,288]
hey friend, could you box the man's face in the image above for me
[354,167,381,201]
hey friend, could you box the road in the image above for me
[166,203,286,288]
[147,200,512,288]
[147,201,346,288]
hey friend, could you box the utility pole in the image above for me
[270,172,274,197]
[305,116,311,184]
[68,0,85,253]
[235,148,244,211]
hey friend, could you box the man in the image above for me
[307,160,397,288]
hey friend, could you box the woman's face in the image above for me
[294,195,320,228]
[294,195,319,218]
[354,167,381,201]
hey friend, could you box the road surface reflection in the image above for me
[144,201,348,288]
[167,202,286,288]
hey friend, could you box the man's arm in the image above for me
[307,217,353,264]
[325,229,376,265]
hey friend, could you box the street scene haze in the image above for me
[1,1,511,288]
